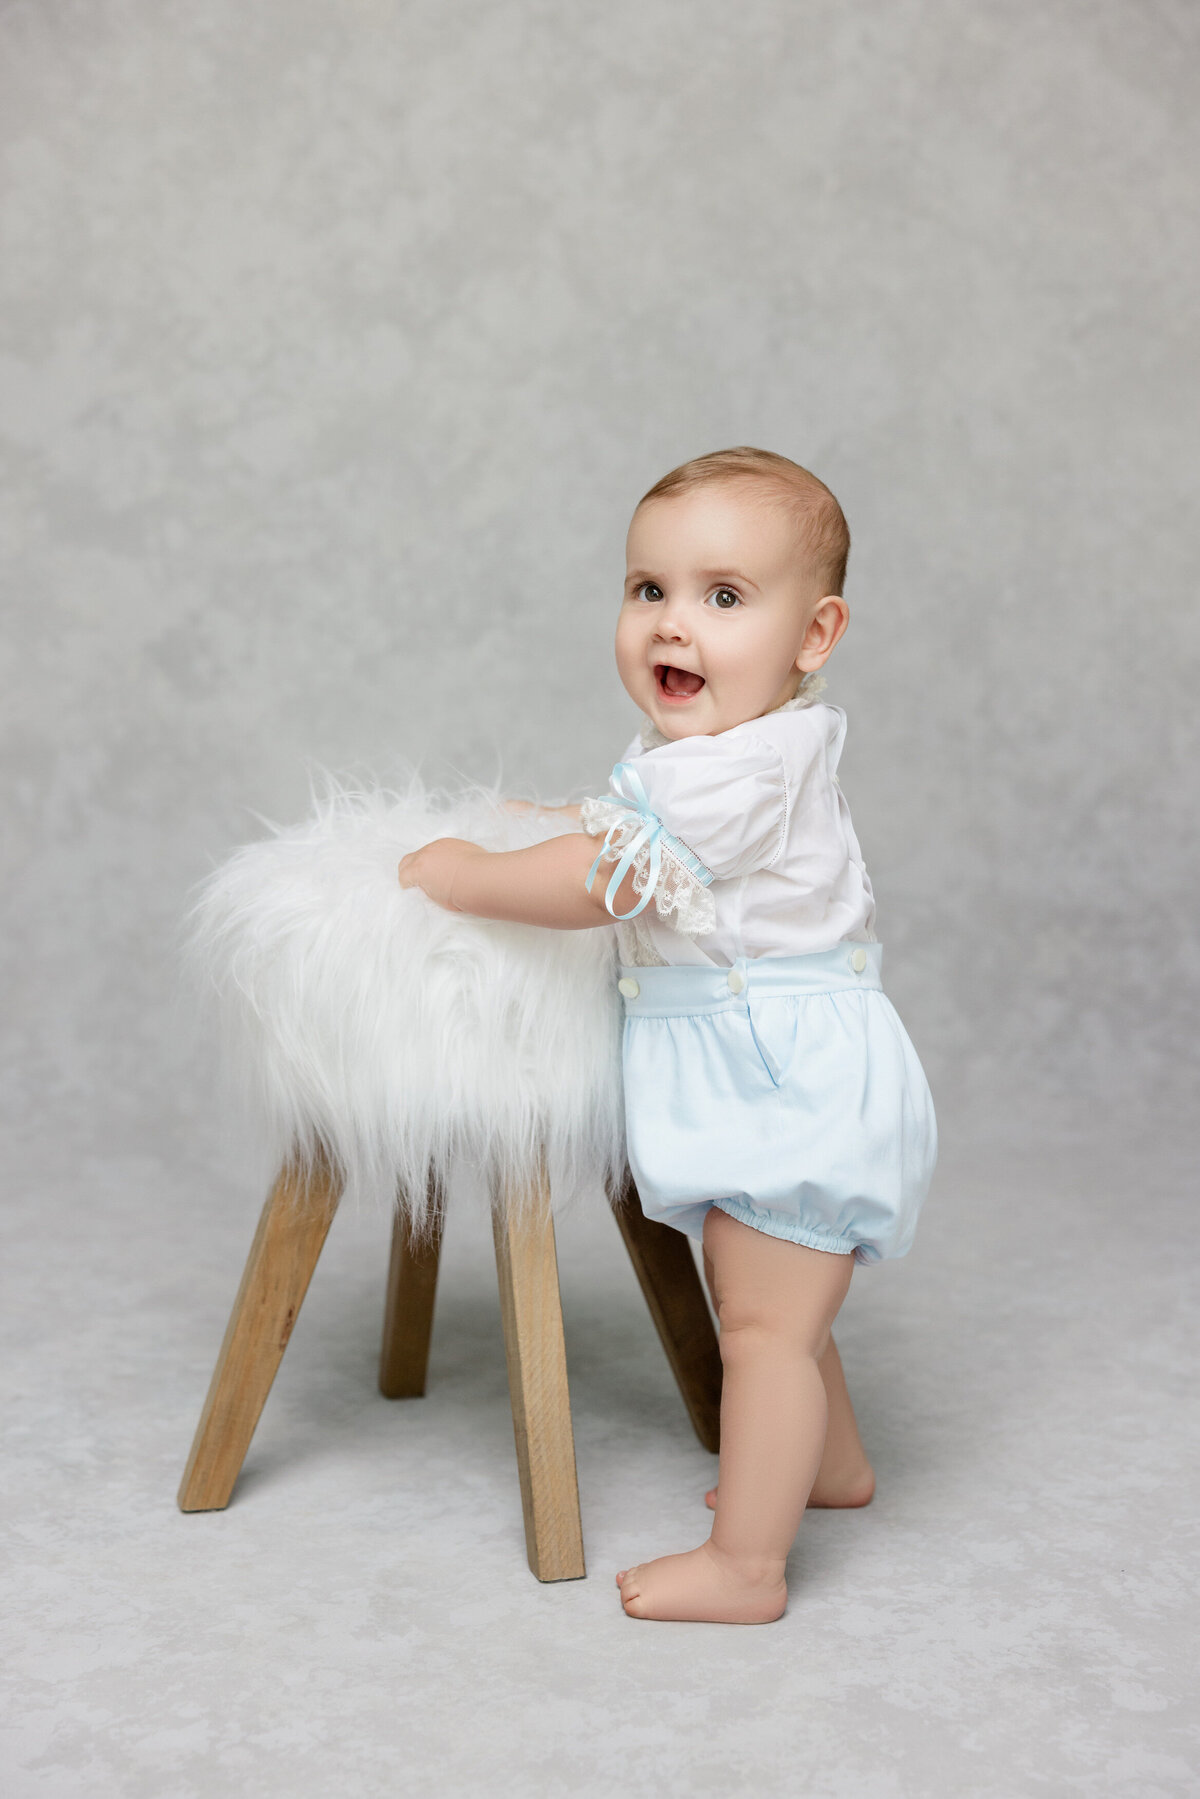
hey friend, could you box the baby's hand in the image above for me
[397,838,487,912]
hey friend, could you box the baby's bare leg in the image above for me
[701,1254,874,1512]
[617,1208,853,1623]
[808,1335,876,1506]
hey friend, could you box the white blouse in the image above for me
[580,689,877,970]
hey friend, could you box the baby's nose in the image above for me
[655,609,689,641]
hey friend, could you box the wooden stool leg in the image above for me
[491,1156,585,1582]
[611,1167,723,1455]
[178,1151,342,1512]
[379,1170,445,1398]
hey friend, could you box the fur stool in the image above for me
[178,777,721,1580]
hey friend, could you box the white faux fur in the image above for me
[185,772,626,1230]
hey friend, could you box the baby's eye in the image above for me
[707,587,742,610]
[634,582,665,602]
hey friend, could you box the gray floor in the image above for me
[2,1115,1196,1798]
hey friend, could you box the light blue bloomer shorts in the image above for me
[616,943,937,1263]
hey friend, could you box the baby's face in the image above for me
[616,483,846,740]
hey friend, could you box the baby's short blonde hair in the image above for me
[637,446,850,596]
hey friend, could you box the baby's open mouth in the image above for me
[656,664,706,698]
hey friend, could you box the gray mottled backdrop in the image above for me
[4,0,1197,1156]
[2,6,1199,1795]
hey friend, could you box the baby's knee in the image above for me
[717,1309,823,1369]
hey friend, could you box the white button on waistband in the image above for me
[618,977,640,999]
[727,969,746,994]
[850,948,868,974]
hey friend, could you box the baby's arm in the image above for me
[501,798,584,825]
[397,832,634,930]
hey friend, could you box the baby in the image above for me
[398,446,937,1624]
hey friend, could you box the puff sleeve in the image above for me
[580,731,788,935]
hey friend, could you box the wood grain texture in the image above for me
[177,1152,342,1512]
[379,1172,445,1398]
[610,1167,723,1455]
[491,1156,585,1582]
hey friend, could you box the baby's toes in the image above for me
[617,1565,645,1611]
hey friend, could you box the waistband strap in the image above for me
[617,943,883,1017]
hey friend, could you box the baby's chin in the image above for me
[628,673,774,738]
[649,700,767,740]
[644,691,712,737]
[655,719,710,739]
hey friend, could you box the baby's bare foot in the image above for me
[615,1541,786,1624]
[705,1463,875,1512]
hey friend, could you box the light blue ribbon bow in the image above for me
[584,761,715,921]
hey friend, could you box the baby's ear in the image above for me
[796,595,849,671]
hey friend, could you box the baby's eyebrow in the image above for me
[624,567,761,592]
[696,568,760,591]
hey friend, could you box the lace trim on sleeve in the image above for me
[580,796,717,937]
